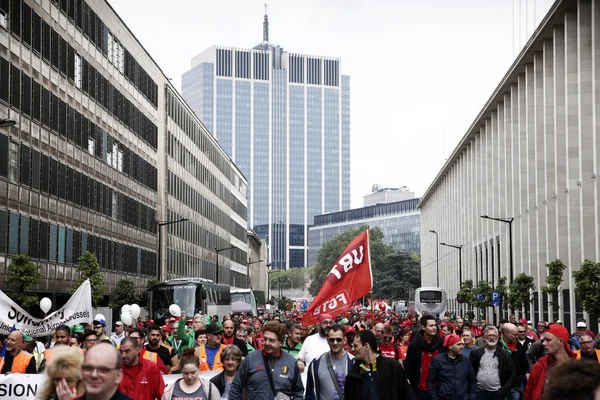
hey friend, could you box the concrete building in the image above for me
[364,185,415,207]
[181,10,351,270]
[419,0,598,331]
[308,196,420,266]
[0,0,253,304]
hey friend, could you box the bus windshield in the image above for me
[420,290,442,303]
[150,284,198,322]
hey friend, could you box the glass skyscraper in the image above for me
[182,17,350,269]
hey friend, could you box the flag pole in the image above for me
[367,225,374,315]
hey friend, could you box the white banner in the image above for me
[0,280,93,337]
[0,371,218,400]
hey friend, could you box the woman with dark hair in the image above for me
[161,347,220,400]
[210,345,243,399]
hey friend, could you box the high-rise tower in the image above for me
[182,10,350,269]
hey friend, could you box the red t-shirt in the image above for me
[379,342,400,360]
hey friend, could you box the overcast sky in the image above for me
[109,0,554,209]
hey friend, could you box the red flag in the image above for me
[302,230,372,326]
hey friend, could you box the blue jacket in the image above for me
[427,352,477,400]
[305,352,354,400]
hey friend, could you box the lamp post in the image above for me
[247,259,264,288]
[155,218,188,280]
[215,246,236,284]
[481,215,514,283]
[0,118,16,127]
[440,242,463,314]
[282,277,294,298]
[429,230,439,286]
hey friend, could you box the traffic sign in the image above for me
[491,290,501,307]
[476,293,483,301]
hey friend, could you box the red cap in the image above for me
[161,325,172,333]
[345,326,355,334]
[519,318,527,325]
[443,333,461,348]
[546,323,575,357]
[318,313,334,322]
[149,320,154,324]
[168,317,177,323]
[242,319,249,324]
[366,312,373,319]
[186,319,193,323]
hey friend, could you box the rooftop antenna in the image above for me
[263,3,269,44]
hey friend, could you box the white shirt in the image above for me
[298,333,330,368]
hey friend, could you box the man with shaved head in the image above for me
[0,330,37,373]
[501,323,529,399]
[374,322,385,345]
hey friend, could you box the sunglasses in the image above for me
[328,338,343,343]
[383,336,393,340]
[518,330,526,333]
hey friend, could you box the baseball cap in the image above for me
[443,334,461,348]
[93,319,106,327]
[161,325,172,333]
[23,334,33,342]
[576,321,587,328]
[340,318,349,324]
[167,317,177,323]
[115,321,124,326]
[519,318,527,325]
[206,323,224,335]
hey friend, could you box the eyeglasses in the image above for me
[580,341,594,345]
[85,339,97,343]
[81,365,119,375]
[328,338,343,343]
[383,336,393,340]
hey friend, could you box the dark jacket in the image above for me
[344,355,416,400]
[405,330,446,392]
[525,339,544,370]
[305,352,354,400]
[427,352,477,400]
[500,338,532,384]
[470,346,516,396]
[210,370,226,396]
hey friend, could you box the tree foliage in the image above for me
[71,252,105,307]
[6,253,41,309]
[457,279,476,308]
[508,273,535,312]
[309,226,394,296]
[473,280,493,317]
[277,297,294,311]
[541,259,567,320]
[374,252,421,300]
[147,278,161,290]
[495,277,509,317]
[270,266,314,296]
[573,260,600,320]
[110,279,140,309]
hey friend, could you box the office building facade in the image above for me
[419,0,596,330]
[0,0,250,302]
[308,197,420,266]
[182,16,351,269]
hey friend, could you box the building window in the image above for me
[74,53,82,88]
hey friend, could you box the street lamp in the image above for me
[440,242,463,315]
[481,215,514,283]
[155,218,188,280]
[282,277,294,298]
[215,246,236,284]
[0,118,16,127]
[247,259,264,288]
[429,230,439,286]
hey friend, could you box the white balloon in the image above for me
[121,312,133,326]
[39,297,52,314]
[121,304,130,315]
[129,304,141,319]
[169,304,181,317]
[94,314,105,321]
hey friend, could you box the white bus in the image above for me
[407,287,447,317]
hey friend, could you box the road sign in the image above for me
[456,295,465,304]
[476,293,483,301]
[491,290,501,307]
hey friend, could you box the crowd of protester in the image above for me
[1,307,600,399]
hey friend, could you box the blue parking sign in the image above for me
[491,290,501,307]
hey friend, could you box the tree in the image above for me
[541,259,567,321]
[457,280,476,310]
[277,297,294,311]
[374,252,421,300]
[147,277,161,290]
[71,252,105,307]
[270,266,314,297]
[309,226,394,296]
[473,280,493,318]
[495,277,509,318]
[508,273,535,313]
[6,253,41,309]
[573,260,600,321]
[110,279,140,310]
